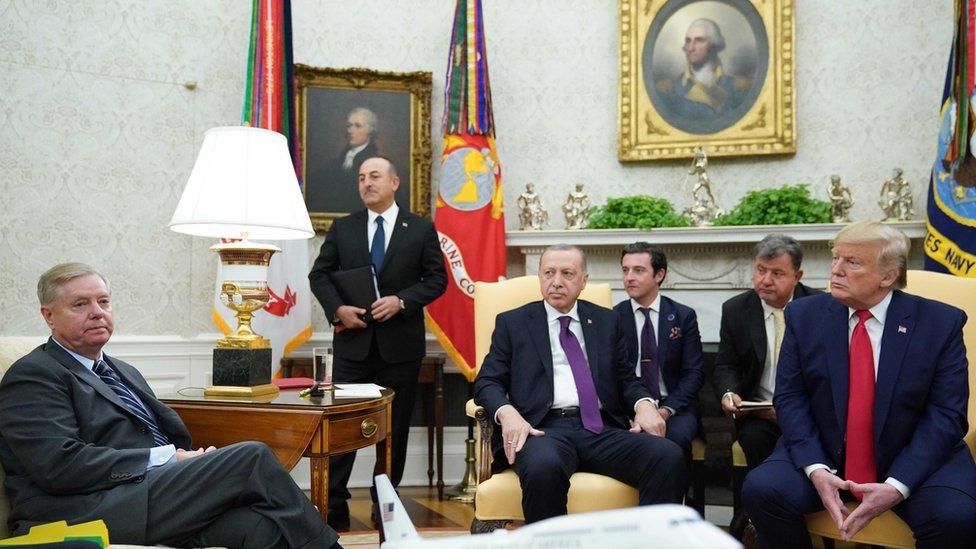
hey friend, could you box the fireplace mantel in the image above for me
[505,221,927,344]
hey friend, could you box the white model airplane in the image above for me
[375,474,741,549]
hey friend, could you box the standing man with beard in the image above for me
[309,156,446,531]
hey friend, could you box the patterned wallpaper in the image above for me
[0,0,953,336]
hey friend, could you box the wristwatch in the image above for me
[398,297,406,311]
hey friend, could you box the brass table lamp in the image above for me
[169,126,314,397]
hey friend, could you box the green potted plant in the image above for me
[713,184,832,226]
[587,196,691,229]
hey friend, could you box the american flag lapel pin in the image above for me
[898,325,907,334]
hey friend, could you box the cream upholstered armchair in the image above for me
[804,270,976,548]
[466,276,639,532]
[0,337,48,538]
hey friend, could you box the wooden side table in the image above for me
[280,354,446,500]
[160,389,393,524]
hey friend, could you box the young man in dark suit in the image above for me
[744,221,976,547]
[711,234,822,469]
[309,156,447,530]
[474,245,684,523]
[0,263,336,548]
[613,242,704,460]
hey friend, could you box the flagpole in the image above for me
[446,384,478,503]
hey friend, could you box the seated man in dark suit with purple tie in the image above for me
[742,222,976,548]
[613,242,704,462]
[474,244,685,523]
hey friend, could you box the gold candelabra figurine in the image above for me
[517,183,549,230]
[827,174,853,223]
[562,183,591,229]
[684,146,723,226]
[879,168,915,221]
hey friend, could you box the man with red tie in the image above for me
[474,244,685,523]
[742,222,976,548]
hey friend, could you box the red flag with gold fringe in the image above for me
[425,0,506,381]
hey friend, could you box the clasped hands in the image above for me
[334,296,401,331]
[809,468,904,541]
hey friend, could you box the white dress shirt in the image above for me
[52,338,175,469]
[803,291,909,498]
[545,301,590,409]
[630,296,668,398]
[367,202,399,252]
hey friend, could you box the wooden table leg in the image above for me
[373,401,393,543]
[310,456,329,522]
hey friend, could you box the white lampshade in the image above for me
[169,126,314,240]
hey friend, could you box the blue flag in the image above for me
[926,1,976,277]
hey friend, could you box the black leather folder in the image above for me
[329,265,380,322]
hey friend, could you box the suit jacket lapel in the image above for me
[579,302,602,391]
[526,303,555,391]
[355,210,372,266]
[382,208,409,268]
[824,299,851,432]
[874,291,912,444]
[746,293,768,368]
[656,297,673,371]
[44,340,130,416]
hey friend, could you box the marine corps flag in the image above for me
[212,0,312,372]
[927,0,976,276]
[425,0,506,381]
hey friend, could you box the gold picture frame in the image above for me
[295,65,433,233]
[619,0,795,160]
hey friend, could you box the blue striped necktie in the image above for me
[93,359,169,446]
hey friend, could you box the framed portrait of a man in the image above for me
[619,0,795,160]
[295,65,432,232]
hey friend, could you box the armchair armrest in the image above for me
[466,398,495,483]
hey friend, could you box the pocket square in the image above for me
[668,326,682,340]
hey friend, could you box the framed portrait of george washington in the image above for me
[295,65,432,233]
[619,0,795,160]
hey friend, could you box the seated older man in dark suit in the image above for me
[474,244,685,523]
[743,222,976,548]
[0,263,338,548]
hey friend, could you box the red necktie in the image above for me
[845,309,876,498]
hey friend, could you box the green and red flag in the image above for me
[425,0,506,381]
[927,0,976,276]
[213,0,312,371]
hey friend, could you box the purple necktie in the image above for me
[638,307,661,399]
[557,316,604,434]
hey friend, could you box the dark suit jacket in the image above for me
[772,291,976,497]
[613,296,704,415]
[309,207,447,363]
[712,283,822,400]
[0,340,192,538]
[474,300,654,460]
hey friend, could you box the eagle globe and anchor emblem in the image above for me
[440,145,498,211]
